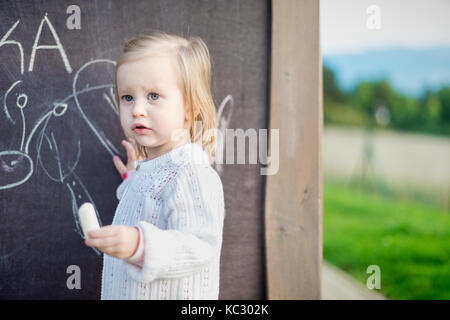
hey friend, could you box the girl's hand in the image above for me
[113,137,139,179]
[85,225,139,259]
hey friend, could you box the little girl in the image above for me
[84,33,225,300]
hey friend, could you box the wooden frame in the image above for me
[265,0,323,299]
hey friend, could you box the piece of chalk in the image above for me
[78,202,100,239]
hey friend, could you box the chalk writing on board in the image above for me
[0,13,235,258]
[1,58,116,255]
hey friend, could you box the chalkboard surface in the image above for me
[0,0,269,299]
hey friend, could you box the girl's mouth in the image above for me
[133,127,151,134]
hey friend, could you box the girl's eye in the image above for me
[121,95,133,103]
[148,93,159,101]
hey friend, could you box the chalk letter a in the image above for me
[29,13,72,73]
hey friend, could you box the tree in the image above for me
[323,65,346,103]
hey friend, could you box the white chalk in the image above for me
[78,202,100,239]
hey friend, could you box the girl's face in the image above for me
[116,52,190,160]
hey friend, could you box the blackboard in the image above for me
[0,0,269,299]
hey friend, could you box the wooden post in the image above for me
[265,0,323,299]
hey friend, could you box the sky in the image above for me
[320,0,450,55]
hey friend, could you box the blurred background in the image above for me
[320,0,449,299]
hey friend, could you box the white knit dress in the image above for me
[101,142,225,300]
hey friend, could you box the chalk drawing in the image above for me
[0,13,234,258]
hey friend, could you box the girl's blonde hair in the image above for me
[114,32,217,164]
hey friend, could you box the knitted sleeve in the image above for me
[125,163,225,283]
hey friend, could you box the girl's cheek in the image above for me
[118,115,130,133]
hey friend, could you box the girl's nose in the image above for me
[132,99,147,117]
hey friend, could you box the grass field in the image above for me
[323,179,450,299]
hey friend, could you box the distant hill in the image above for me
[323,47,450,98]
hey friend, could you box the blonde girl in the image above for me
[85,32,225,300]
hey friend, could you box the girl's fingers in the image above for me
[123,139,137,161]
[128,137,145,161]
[122,139,138,170]
[94,245,124,258]
[128,137,137,148]
[113,138,137,174]
[85,226,121,248]
[85,236,116,249]
[112,155,127,176]
[128,137,140,154]
[88,225,119,239]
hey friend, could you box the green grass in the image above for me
[323,179,450,299]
